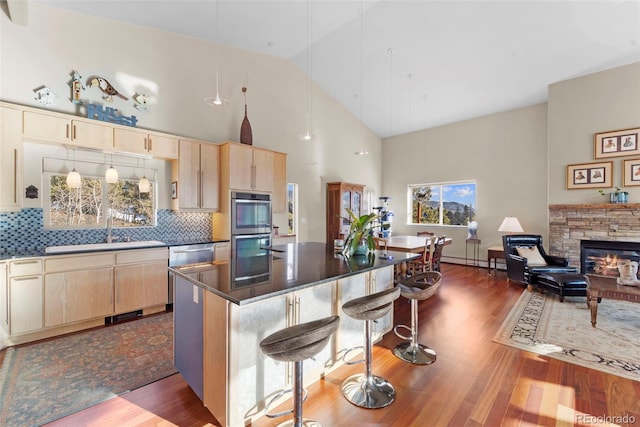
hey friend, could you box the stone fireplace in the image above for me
[549,203,640,268]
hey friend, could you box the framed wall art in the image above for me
[594,127,640,159]
[566,161,612,189]
[623,158,640,187]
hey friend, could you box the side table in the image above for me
[487,245,505,276]
[465,239,481,266]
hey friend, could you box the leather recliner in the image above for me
[502,234,578,286]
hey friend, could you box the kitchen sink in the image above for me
[45,240,166,254]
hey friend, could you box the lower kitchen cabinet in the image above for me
[10,275,43,335]
[174,275,204,400]
[44,268,114,327]
[115,260,168,313]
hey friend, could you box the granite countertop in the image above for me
[0,237,231,260]
[171,241,419,305]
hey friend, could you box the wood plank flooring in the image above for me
[43,264,640,427]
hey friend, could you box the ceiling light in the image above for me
[204,0,229,108]
[138,176,150,193]
[354,2,368,156]
[66,169,81,189]
[105,165,118,183]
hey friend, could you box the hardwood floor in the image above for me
[43,264,640,427]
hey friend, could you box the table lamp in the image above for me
[498,217,523,234]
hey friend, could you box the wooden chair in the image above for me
[408,235,437,275]
[416,231,435,237]
[373,237,388,251]
[431,235,447,272]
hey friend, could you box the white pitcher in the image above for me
[617,260,639,281]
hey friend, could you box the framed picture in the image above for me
[171,181,178,199]
[623,158,640,187]
[594,127,640,158]
[566,161,612,189]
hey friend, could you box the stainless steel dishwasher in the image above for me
[168,243,214,304]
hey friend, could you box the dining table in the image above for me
[383,235,453,279]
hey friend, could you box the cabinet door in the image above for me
[115,261,168,313]
[0,106,23,211]
[10,275,43,335]
[226,143,254,190]
[22,110,71,142]
[71,120,113,150]
[0,263,7,332]
[200,142,220,210]
[272,152,287,213]
[44,268,114,327]
[252,149,274,192]
[177,140,201,209]
[149,133,179,159]
[113,128,149,155]
[213,242,230,260]
[174,275,204,400]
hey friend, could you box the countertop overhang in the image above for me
[170,242,418,305]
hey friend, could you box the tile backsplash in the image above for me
[0,208,212,254]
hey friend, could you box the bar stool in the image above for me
[341,286,401,409]
[260,315,340,427]
[393,271,441,365]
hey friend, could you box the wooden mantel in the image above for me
[549,203,640,209]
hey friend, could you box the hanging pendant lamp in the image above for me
[204,0,229,108]
[66,148,81,188]
[105,154,118,184]
[138,159,150,193]
[354,1,368,156]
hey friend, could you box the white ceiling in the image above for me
[31,0,640,138]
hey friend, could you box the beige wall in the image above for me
[548,62,640,205]
[381,103,549,262]
[0,3,382,243]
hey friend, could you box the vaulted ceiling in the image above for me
[30,0,640,138]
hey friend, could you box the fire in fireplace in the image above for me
[580,239,640,276]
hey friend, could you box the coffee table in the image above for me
[585,274,640,327]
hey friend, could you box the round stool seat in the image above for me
[398,271,442,300]
[342,286,401,321]
[261,316,340,363]
[393,271,442,365]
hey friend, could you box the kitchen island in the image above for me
[170,242,418,427]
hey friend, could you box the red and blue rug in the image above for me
[0,312,176,427]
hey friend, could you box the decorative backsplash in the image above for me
[0,208,212,255]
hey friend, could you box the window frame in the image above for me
[407,180,477,227]
[44,172,156,230]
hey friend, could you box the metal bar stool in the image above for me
[260,315,340,427]
[341,286,401,409]
[393,271,442,364]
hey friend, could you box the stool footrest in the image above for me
[264,387,308,419]
[393,324,412,341]
[339,346,365,366]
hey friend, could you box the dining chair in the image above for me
[373,237,388,252]
[407,235,437,275]
[416,231,435,237]
[431,235,447,272]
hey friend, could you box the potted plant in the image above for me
[342,208,378,257]
[599,187,628,203]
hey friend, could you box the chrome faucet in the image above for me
[106,214,113,243]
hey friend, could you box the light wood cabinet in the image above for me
[172,139,220,211]
[272,152,287,213]
[8,258,44,336]
[22,110,114,150]
[0,262,8,335]
[0,105,23,211]
[43,253,115,328]
[114,128,178,159]
[221,142,276,193]
[114,247,169,313]
[326,181,364,244]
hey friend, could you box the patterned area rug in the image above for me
[494,291,640,381]
[0,312,176,427]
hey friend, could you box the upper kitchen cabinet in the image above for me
[172,139,220,211]
[113,128,178,159]
[0,105,23,211]
[22,110,114,151]
[221,142,287,199]
[272,152,287,213]
[221,142,275,193]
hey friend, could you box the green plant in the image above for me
[342,208,378,256]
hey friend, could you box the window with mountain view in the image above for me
[408,181,476,226]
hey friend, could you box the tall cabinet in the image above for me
[326,181,364,244]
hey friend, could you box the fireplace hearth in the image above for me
[580,239,640,276]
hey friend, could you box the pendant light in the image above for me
[301,0,314,141]
[388,47,394,137]
[138,159,150,193]
[66,148,81,189]
[204,0,229,108]
[105,154,118,184]
[354,1,368,156]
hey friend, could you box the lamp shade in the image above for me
[66,169,81,189]
[498,217,523,233]
[105,165,118,184]
[138,176,150,193]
